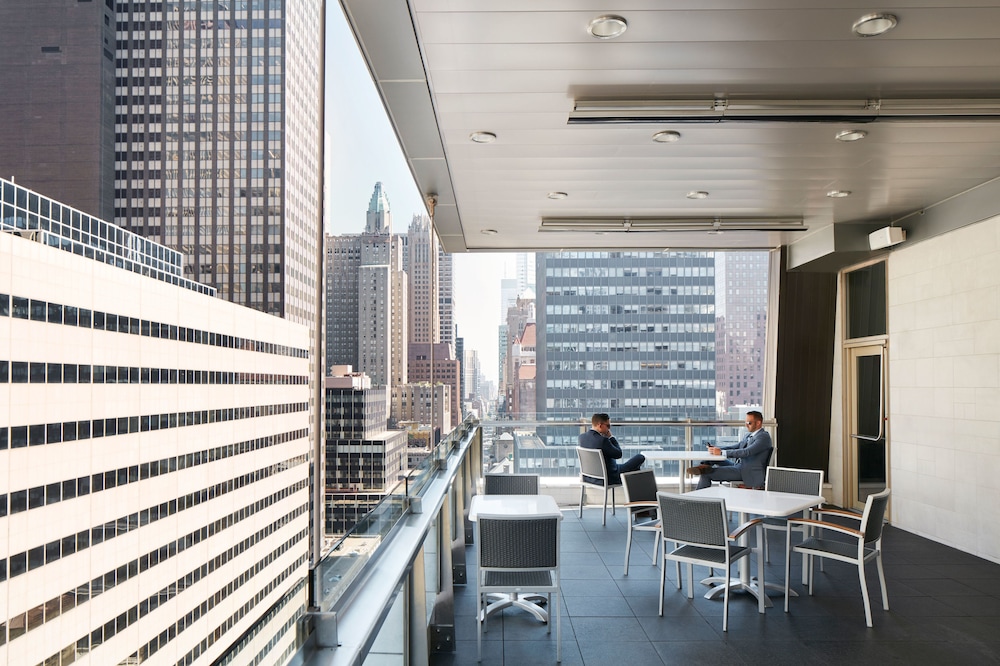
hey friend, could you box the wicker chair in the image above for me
[621,469,661,575]
[657,491,764,631]
[576,446,621,526]
[762,466,824,562]
[484,473,540,496]
[476,514,562,662]
[784,487,891,627]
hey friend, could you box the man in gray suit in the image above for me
[578,413,645,485]
[688,410,773,490]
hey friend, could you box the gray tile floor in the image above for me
[432,504,1000,665]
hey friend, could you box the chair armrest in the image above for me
[624,501,658,509]
[809,507,860,522]
[729,517,763,540]
[788,518,863,538]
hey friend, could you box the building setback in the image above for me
[0,178,311,666]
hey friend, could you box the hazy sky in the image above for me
[324,5,513,387]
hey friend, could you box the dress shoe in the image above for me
[686,465,710,475]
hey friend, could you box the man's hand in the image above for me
[707,446,723,455]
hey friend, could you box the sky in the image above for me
[324,5,513,388]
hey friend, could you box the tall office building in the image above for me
[515,253,535,293]
[536,251,716,447]
[406,215,439,345]
[113,0,322,326]
[438,246,454,347]
[325,184,407,387]
[1,179,311,666]
[714,252,769,412]
[0,1,117,222]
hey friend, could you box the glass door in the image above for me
[846,344,887,510]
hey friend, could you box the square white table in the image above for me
[641,450,727,492]
[683,486,825,607]
[469,494,563,622]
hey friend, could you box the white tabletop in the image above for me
[469,494,562,521]
[642,450,727,462]
[684,486,824,517]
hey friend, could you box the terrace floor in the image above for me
[431,503,1000,666]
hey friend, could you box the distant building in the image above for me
[391,383,452,441]
[714,252,769,413]
[323,367,407,535]
[407,342,460,431]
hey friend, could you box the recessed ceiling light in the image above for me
[588,15,628,39]
[706,230,724,235]
[480,228,498,235]
[469,131,497,144]
[852,13,898,37]
[652,130,681,143]
[686,191,709,200]
[836,129,868,142]
[547,191,569,200]
[827,190,852,198]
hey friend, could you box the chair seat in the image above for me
[670,543,750,566]
[483,570,556,588]
[796,537,877,562]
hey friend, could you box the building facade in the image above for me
[0,179,311,666]
[0,0,117,222]
[536,251,716,450]
[113,0,322,325]
[714,252,769,413]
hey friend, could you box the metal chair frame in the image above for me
[576,446,621,526]
[621,469,661,575]
[656,492,764,631]
[784,487,891,627]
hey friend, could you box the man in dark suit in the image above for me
[688,410,773,490]
[578,413,645,485]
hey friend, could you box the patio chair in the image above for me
[656,492,764,631]
[476,514,562,662]
[621,469,662,575]
[784,487,891,627]
[576,446,621,526]
[762,466,824,562]
[485,473,539,495]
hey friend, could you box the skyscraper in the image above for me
[113,0,322,325]
[715,252,769,413]
[406,214,439,345]
[536,251,717,447]
[0,0,116,221]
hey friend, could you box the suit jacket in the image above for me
[578,428,622,482]
[720,429,773,489]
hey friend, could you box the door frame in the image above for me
[840,257,890,513]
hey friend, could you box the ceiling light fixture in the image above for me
[588,15,628,39]
[686,191,709,199]
[547,191,569,200]
[480,228,498,235]
[826,190,852,198]
[539,217,807,233]
[469,131,496,144]
[852,13,898,37]
[652,130,681,143]
[836,129,868,141]
[568,97,1000,124]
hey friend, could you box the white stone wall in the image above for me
[887,214,1000,563]
[0,231,311,665]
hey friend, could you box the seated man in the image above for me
[578,413,645,485]
[688,410,773,490]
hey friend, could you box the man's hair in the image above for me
[591,413,610,426]
[746,410,764,422]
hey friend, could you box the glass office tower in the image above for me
[113,0,322,325]
[535,251,717,456]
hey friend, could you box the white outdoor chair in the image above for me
[762,466,824,562]
[784,487,891,627]
[576,446,621,526]
[476,513,562,662]
[621,469,661,575]
[657,491,764,631]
